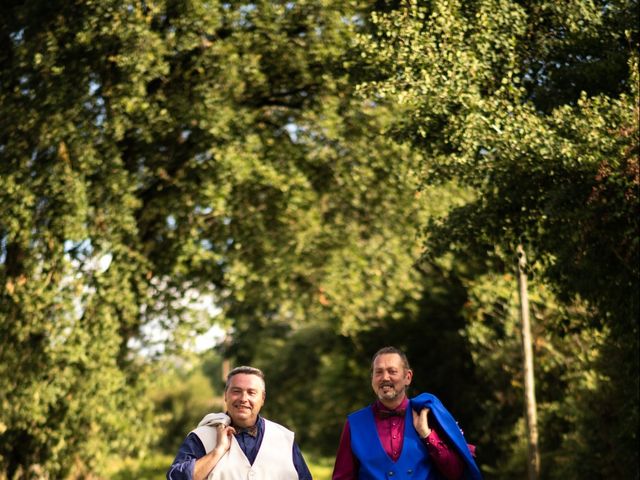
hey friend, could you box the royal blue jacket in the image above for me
[410,393,482,480]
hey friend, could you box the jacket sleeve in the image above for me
[166,433,206,480]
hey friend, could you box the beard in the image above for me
[376,382,404,401]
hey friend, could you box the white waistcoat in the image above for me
[191,418,298,480]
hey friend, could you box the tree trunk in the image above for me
[517,244,540,480]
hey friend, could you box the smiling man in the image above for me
[332,347,482,480]
[167,366,312,480]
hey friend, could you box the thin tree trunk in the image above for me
[517,244,540,480]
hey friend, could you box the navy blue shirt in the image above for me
[166,416,312,479]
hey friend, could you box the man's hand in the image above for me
[213,424,236,455]
[194,425,236,480]
[412,407,432,439]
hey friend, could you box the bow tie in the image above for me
[377,408,406,419]
[233,424,258,437]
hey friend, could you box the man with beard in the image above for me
[331,346,481,480]
[167,366,312,480]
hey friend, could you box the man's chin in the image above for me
[378,390,399,401]
[231,414,255,426]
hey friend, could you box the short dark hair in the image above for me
[371,346,411,372]
[225,366,266,392]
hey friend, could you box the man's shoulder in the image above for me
[409,392,442,410]
[190,425,219,454]
[189,412,229,455]
[347,403,374,420]
[263,418,296,444]
[264,417,293,434]
[196,412,231,428]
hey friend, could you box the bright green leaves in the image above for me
[355,0,638,476]
[1,1,433,474]
[2,0,637,476]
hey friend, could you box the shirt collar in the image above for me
[373,396,409,418]
[230,415,263,437]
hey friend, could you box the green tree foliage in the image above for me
[0,1,168,474]
[460,272,611,478]
[0,0,434,476]
[244,250,485,456]
[2,0,637,477]
[356,0,639,476]
[150,351,223,454]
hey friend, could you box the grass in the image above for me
[107,453,174,480]
[108,452,333,479]
[306,454,334,480]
